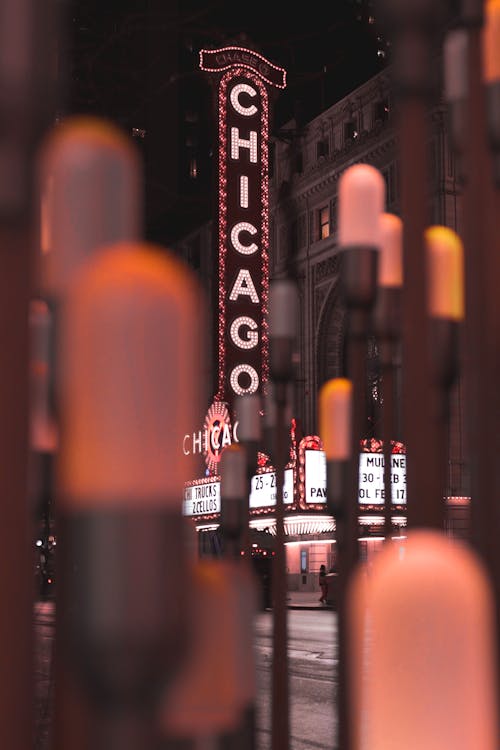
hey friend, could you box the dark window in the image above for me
[373,100,389,125]
[344,121,357,142]
[316,139,329,159]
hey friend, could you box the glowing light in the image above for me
[199,46,287,89]
[230,364,259,395]
[230,316,259,349]
[203,401,232,474]
[230,83,258,116]
[425,225,464,321]
[230,222,258,254]
[231,127,258,163]
[297,436,322,508]
[229,269,259,303]
[240,175,249,208]
[214,69,271,402]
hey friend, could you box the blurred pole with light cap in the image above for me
[55,242,208,750]
[319,376,353,750]
[0,0,59,746]
[373,212,403,542]
[35,114,144,750]
[268,277,298,750]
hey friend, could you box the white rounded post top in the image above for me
[338,163,385,247]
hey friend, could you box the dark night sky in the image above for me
[65,0,389,130]
[62,1,390,241]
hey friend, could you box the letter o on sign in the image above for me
[230,364,259,395]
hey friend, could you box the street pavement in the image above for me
[34,601,55,750]
[34,592,335,750]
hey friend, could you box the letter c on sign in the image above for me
[230,222,258,255]
[230,83,258,116]
[210,426,221,451]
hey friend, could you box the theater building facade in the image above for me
[177,59,469,593]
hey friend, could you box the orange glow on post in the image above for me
[58,242,207,508]
[318,378,352,461]
[425,225,464,321]
[483,0,500,83]
[379,213,403,287]
[349,530,498,750]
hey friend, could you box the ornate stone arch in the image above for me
[316,280,346,391]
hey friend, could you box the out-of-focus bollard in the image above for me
[36,114,145,750]
[220,442,259,750]
[426,225,465,525]
[30,298,58,455]
[349,530,498,750]
[318,377,352,750]
[56,242,207,750]
[29,298,58,582]
[161,559,257,749]
[337,161,384,750]
[268,278,298,750]
[37,115,142,300]
[374,213,403,540]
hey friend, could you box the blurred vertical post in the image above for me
[56,243,207,750]
[425,226,464,527]
[444,4,500,692]
[376,0,450,530]
[220,442,258,750]
[338,162,383,750]
[36,116,143,750]
[318,378,352,750]
[234,393,262,558]
[461,0,500,718]
[338,163,384,564]
[268,279,297,750]
[0,0,57,746]
[348,531,498,750]
[373,213,403,541]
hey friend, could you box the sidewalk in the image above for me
[286,590,334,610]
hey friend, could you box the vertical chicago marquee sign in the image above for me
[197,45,286,474]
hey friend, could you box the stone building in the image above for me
[177,63,470,586]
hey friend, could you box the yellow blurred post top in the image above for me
[425,225,465,321]
[379,212,403,288]
[483,0,500,83]
[318,378,353,461]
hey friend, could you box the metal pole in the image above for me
[36,115,143,750]
[318,378,352,750]
[0,0,57,745]
[268,279,297,750]
[56,244,207,750]
[459,0,500,725]
[376,0,450,530]
[373,213,403,542]
[337,164,384,750]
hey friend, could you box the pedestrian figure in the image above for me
[319,564,328,603]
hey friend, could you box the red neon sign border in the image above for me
[215,67,270,403]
